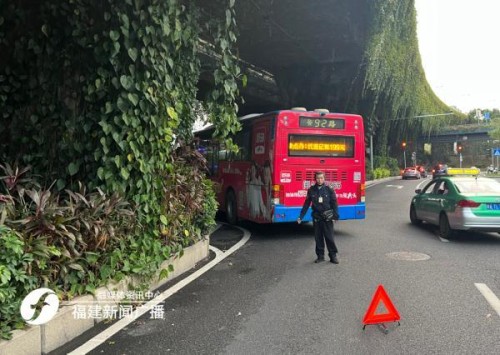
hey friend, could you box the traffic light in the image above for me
[402,141,406,149]
[457,144,462,153]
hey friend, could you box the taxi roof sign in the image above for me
[446,167,480,176]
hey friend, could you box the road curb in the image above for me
[67,224,249,354]
[0,237,210,355]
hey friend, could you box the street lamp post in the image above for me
[457,144,463,168]
[370,134,374,172]
[402,141,407,168]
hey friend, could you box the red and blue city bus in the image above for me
[196,108,366,224]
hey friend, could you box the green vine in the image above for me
[0,0,240,232]
[203,0,242,150]
[1,0,240,338]
[0,0,240,324]
[361,0,459,155]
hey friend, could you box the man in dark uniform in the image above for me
[297,171,339,264]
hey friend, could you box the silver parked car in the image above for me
[402,167,421,180]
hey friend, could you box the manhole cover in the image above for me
[386,251,431,261]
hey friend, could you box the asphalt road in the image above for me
[55,177,500,354]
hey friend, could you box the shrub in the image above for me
[385,157,401,176]
[160,145,217,247]
[0,163,137,337]
[0,226,39,340]
[368,155,400,179]
[373,167,390,179]
[0,156,218,338]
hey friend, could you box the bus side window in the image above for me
[238,148,248,160]
[218,151,227,160]
[206,146,217,176]
[197,141,217,176]
[218,142,228,162]
[232,127,251,161]
[220,130,249,161]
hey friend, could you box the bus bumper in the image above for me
[272,204,366,223]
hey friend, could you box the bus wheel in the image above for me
[225,190,238,225]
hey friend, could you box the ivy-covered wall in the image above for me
[0,0,241,231]
[0,0,243,338]
[360,0,459,156]
[229,0,462,159]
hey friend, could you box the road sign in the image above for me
[494,148,500,156]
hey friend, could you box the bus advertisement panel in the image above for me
[196,109,366,224]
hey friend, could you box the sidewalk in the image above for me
[49,223,245,355]
[0,227,229,355]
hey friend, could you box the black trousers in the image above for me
[313,219,338,258]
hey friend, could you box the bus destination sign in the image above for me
[299,117,345,129]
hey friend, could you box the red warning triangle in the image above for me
[362,285,401,325]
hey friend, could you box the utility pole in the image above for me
[370,134,374,172]
[457,144,463,168]
[402,141,407,168]
[367,116,376,173]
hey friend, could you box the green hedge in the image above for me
[366,155,400,180]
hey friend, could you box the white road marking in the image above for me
[475,283,500,317]
[386,185,403,189]
[68,225,251,355]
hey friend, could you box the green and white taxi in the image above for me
[409,168,500,239]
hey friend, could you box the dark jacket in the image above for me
[299,183,339,220]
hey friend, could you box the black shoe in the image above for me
[330,255,339,264]
[314,257,325,263]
